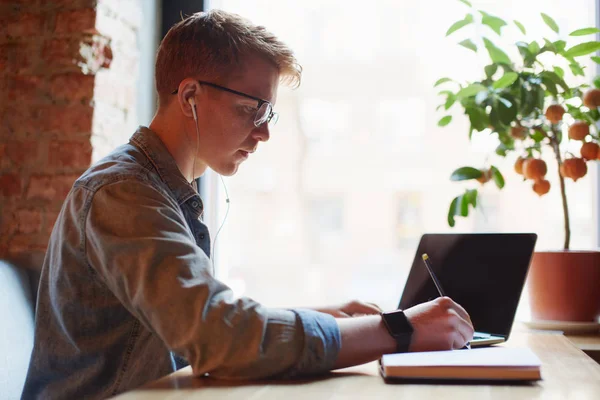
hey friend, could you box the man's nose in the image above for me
[251,122,270,142]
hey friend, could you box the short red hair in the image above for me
[155,9,302,106]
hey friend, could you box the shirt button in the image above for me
[191,201,199,208]
[199,234,205,240]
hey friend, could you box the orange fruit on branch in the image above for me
[514,157,526,175]
[532,179,550,196]
[523,158,547,180]
[510,126,527,140]
[563,158,588,182]
[568,121,590,141]
[583,88,600,108]
[545,104,565,124]
[581,142,599,160]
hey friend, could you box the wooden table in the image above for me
[115,332,600,399]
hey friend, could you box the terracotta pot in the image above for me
[527,250,600,322]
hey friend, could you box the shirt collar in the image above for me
[130,126,202,211]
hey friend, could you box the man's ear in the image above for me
[176,79,201,120]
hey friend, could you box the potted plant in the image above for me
[435,0,600,324]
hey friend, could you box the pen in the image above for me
[421,253,446,297]
[421,253,471,350]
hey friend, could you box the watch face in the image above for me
[384,310,414,335]
[383,310,413,353]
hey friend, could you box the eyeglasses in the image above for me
[172,80,279,127]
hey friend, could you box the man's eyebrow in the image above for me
[236,98,260,106]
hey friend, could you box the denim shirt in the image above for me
[21,127,341,400]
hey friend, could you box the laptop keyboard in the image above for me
[473,333,491,340]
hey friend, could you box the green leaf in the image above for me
[475,90,489,105]
[444,94,456,110]
[495,143,510,156]
[528,41,541,55]
[459,0,472,6]
[516,41,535,67]
[497,96,512,108]
[570,28,600,36]
[542,77,558,97]
[465,189,478,208]
[569,62,585,76]
[490,166,505,189]
[496,95,517,125]
[446,14,474,36]
[564,41,600,58]
[535,85,546,109]
[516,41,532,55]
[530,129,546,142]
[459,195,469,216]
[483,38,511,65]
[541,13,559,33]
[481,14,507,35]
[434,77,452,87]
[448,197,458,227]
[519,88,535,117]
[459,39,477,52]
[450,166,483,181]
[492,72,518,89]
[438,115,452,126]
[542,38,557,53]
[514,20,526,35]
[540,70,570,94]
[554,40,566,53]
[592,56,600,64]
[484,64,498,78]
[594,76,600,89]
[456,83,487,98]
[553,66,565,78]
[466,107,488,131]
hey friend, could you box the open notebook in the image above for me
[380,347,541,381]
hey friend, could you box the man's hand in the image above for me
[332,297,474,370]
[312,300,382,318]
[404,296,474,351]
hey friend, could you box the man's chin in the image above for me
[210,161,240,177]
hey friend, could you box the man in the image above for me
[22,10,474,399]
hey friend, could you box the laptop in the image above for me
[398,233,537,347]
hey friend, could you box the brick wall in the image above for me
[0,0,142,271]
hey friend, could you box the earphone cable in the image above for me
[211,175,230,276]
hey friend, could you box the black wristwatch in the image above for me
[381,310,414,353]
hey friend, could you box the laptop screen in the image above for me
[398,233,537,337]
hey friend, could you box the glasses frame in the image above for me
[172,80,278,127]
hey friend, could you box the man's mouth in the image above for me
[238,149,251,159]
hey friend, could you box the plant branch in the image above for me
[549,125,570,250]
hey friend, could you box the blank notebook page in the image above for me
[381,347,541,367]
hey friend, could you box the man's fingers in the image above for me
[452,331,469,349]
[447,308,474,348]
[450,300,473,327]
[343,301,382,316]
[366,302,383,312]
[457,320,474,347]
[453,313,474,347]
[441,297,473,328]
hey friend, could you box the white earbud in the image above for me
[188,97,197,121]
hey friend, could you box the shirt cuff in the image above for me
[285,309,341,377]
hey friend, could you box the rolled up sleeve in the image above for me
[84,178,340,379]
[285,309,341,377]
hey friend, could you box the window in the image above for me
[206,0,598,313]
